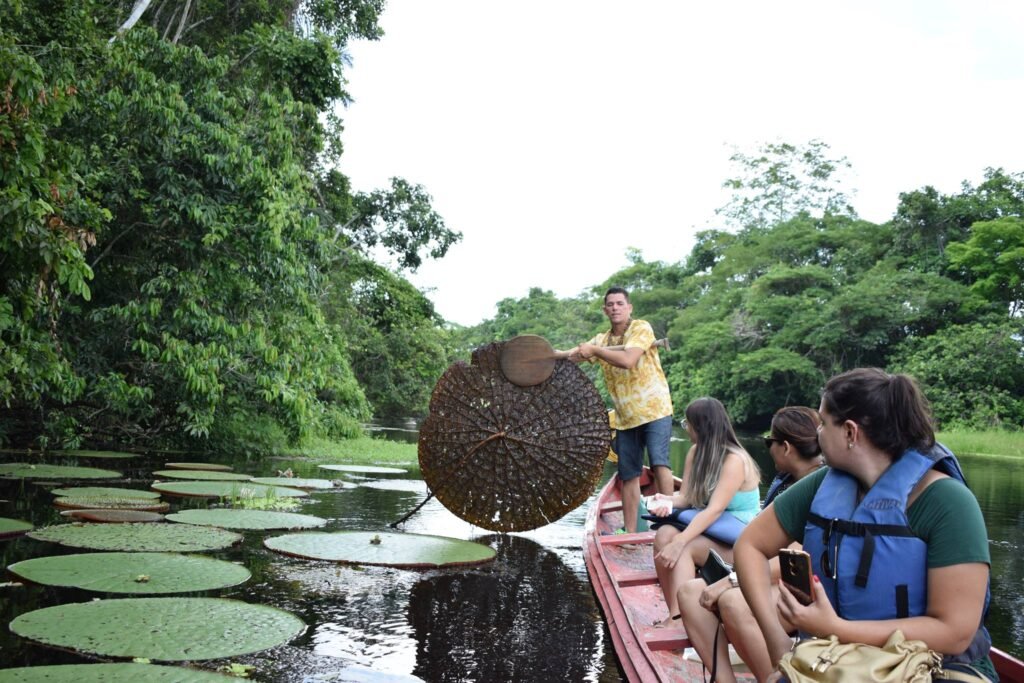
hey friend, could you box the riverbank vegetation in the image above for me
[3,6,1021,456]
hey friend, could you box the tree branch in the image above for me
[110,0,154,43]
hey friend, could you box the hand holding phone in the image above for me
[779,548,814,606]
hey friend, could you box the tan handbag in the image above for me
[778,630,942,683]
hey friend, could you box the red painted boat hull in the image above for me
[583,469,1024,683]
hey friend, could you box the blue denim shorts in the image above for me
[613,415,673,481]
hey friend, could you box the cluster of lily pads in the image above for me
[0,451,496,680]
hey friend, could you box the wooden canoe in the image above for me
[583,468,1024,683]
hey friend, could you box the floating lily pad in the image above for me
[10,597,305,661]
[153,470,253,481]
[264,531,496,568]
[0,463,121,480]
[61,509,165,523]
[54,497,170,512]
[250,477,334,490]
[0,663,236,681]
[8,552,251,593]
[0,517,33,539]
[152,481,307,499]
[50,449,139,459]
[166,509,327,530]
[28,522,242,552]
[164,462,233,471]
[318,464,407,475]
[51,486,160,500]
[358,479,429,493]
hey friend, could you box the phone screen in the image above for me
[779,549,814,605]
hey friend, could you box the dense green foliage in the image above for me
[1,0,459,451]
[454,156,1024,432]
[3,3,1021,452]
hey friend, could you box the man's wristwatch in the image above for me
[728,571,739,588]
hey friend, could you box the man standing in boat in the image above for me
[568,286,675,534]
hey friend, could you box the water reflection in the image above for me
[1,429,1021,682]
[407,534,604,683]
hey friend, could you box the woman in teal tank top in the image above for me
[645,397,761,625]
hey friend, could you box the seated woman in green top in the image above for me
[734,368,995,682]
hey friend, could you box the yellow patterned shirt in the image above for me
[588,319,673,430]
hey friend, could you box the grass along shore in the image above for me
[285,435,419,465]
[936,429,1024,459]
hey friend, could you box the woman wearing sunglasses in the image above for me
[676,405,824,683]
[734,368,995,682]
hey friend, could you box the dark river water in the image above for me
[1,426,1021,681]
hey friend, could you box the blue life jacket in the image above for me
[802,443,991,665]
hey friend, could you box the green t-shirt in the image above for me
[773,466,991,567]
[772,466,996,679]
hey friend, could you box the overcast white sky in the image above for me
[338,1,1024,327]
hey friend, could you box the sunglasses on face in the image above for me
[763,436,782,449]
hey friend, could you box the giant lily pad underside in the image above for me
[0,663,236,681]
[166,509,327,530]
[10,597,305,661]
[8,552,251,593]
[54,497,170,512]
[28,522,242,552]
[264,531,496,569]
[61,509,165,523]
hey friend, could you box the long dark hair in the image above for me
[821,368,935,458]
[770,406,821,460]
[683,397,757,506]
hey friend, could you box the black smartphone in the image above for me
[779,548,814,605]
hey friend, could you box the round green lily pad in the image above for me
[51,486,160,500]
[50,449,139,459]
[28,522,242,552]
[0,663,235,681]
[8,552,251,593]
[0,517,33,539]
[152,481,308,499]
[61,509,165,523]
[153,470,253,481]
[54,497,170,512]
[250,477,334,489]
[318,464,407,475]
[0,463,121,480]
[264,531,496,568]
[10,597,305,661]
[166,509,328,530]
[164,462,233,471]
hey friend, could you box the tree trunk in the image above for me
[110,0,153,42]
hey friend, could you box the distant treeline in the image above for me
[455,160,1024,432]
[3,5,1021,453]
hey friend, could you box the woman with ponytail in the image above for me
[734,368,996,682]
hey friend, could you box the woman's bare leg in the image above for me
[678,578,738,683]
[719,585,789,683]
[653,525,682,621]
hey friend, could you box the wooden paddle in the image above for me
[500,334,669,387]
